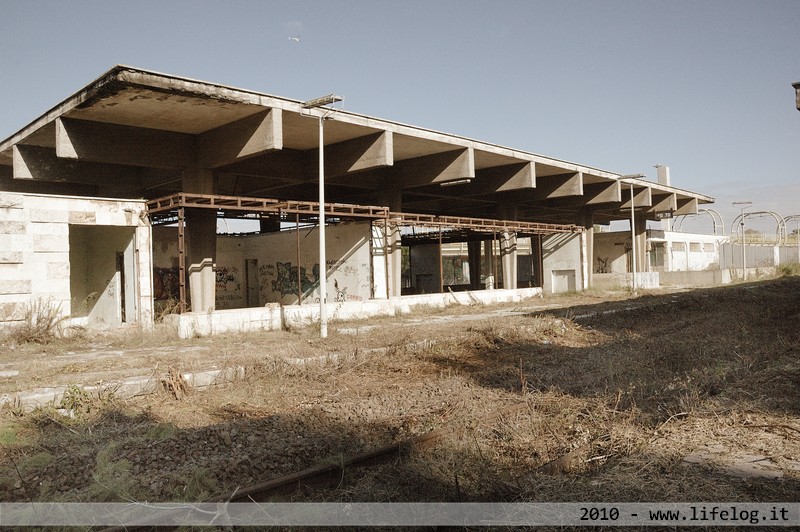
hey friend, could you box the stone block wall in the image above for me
[0,192,153,327]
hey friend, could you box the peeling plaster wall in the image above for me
[593,232,630,274]
[245,222,372,306]
[214,237,245,310]
[0,192,152,327]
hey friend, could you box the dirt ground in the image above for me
[1,277,799,524]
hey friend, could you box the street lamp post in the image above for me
[302,94,343,338]
[733,201,752,281]
[630,182,637,294]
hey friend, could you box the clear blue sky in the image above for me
[1,0,798,232]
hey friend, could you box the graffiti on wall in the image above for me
[216,266,241,292]
[333,278,363,302]
[252,257,368,303]
[267,262,320,297]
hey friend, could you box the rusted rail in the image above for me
[146,193,581,234]
[147,193,389,219]
[225,401,530,502]
[99,401,531,531]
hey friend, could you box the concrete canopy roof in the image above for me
[0,65,713,224]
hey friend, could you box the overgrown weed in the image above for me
[2,299,67,345]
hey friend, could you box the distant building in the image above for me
[794,81,800,111]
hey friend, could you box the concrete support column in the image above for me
[387,223,402,297]
[379,186,403,298]
[498,204,518,290]
[467,240,482,289]
[634,215,647,273]
[183,167,216,312]
[578,209,594,289]
[483,240,495,289]
[500,232,517,289]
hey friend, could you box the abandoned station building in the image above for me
[0,66,713,335]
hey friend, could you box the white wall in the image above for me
[596,230,726,274]
[659,231,722,271]
[542,233,583,294]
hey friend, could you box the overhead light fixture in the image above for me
[439,178,473,187]
[302,94,343,109]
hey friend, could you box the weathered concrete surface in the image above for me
[0,366,246,413]
[166,287,543,338]
[593,272,660,290]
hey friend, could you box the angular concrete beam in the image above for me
[469,162,535,194]
[620,186,653,209]
[56,117,195,168]
[674,197,699,216]
[316,131,393,179]
[529,172,583,199]
[542,181,621,208]
[648,192,677,214]
[393,148,474,187]
[198,109,282,168]
[13,144,142,183]
[581,181,622,204]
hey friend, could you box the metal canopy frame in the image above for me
[145,193,582,312]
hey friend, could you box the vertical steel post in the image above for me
[296,213,302,305]
[438,226,444,293]
[741,212,747,281]
[383,218,390,299]
[630,183,637,294]
[318,115,327,338]
[177,206,186,313]
[492,231,500,288]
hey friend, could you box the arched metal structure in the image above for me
[730,211,784,245]
[780,214,800,248]
[674,208,725,235]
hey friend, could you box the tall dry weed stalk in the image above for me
[4,299,66,344]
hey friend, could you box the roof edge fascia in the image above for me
[0,65,129,154]
[0,66,709,199]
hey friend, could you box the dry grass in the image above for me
[0,277,798,510]
[1,299,69,345]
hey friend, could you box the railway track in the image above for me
[100,401,532,531]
